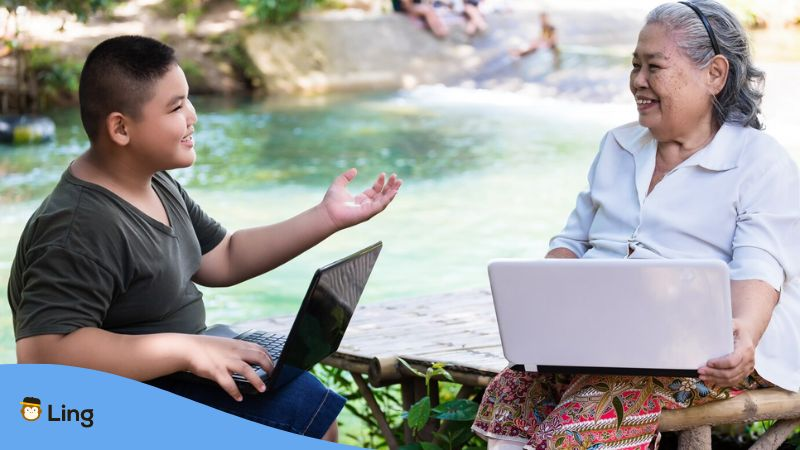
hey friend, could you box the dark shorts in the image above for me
[393,0,422,12]
[148,371,345,438]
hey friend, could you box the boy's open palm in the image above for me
[321,168,402,230]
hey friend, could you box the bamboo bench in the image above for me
[240,288,800,449]
[660,388,800,449]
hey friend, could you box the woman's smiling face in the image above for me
[630,23,715,141]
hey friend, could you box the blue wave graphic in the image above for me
[1,364,354,449]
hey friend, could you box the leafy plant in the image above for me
[744,420,800,450]
[207,31,263,92]
[787,427,800,450]
[0,1,113,113]
[26,46,82,110]
[312,364,405,448]
[398,359,485,450]
[310,361,486,449]
[157,0,208,34]
[179,59,205,90]
[9,0,119,22]
[237,0,316,24]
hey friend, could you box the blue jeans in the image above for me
[148,371,345,438]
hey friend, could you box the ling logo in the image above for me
[19,396,94,428]
[20,397,42,421]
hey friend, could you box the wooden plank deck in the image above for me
[237,288,800,450]
[238,288,505,386]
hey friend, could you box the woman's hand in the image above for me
[320,168,402,231]
[183,335,274,401]
[699,280,779,388]
[698,319,756,388]
[545,247,579,259]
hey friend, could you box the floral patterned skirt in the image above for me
[472,368,771,450]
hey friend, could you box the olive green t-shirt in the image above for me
[7,169,227,340]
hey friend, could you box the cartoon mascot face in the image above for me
[20,397,42,421]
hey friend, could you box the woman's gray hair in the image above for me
[647,0,765,129]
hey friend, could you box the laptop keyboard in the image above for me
[238,331,286,367]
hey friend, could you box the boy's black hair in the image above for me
[79,35,177,142]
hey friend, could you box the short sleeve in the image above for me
[729,155,800,291]
[549,139,603,257]
[13,246,116,340]
[177,185,227,254]
[158,172,227,255]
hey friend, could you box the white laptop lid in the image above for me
[488,259,734,375]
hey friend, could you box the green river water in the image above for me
[0,87,635,363]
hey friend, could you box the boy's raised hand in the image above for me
[321,168,402,230]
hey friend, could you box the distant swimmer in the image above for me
[511,12,559,63]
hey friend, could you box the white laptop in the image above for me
[487,259,734,376]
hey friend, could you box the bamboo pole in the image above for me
[323,353,371,375]
[369,356,403,387]
[749,418,800,450]
[351,372,401,450]
[660,388,800,431]
[677,426,711,450]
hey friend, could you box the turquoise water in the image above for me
[0,85,649,364]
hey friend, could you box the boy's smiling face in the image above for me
[126,64,197,171]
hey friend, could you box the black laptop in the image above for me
[178,242,382,394]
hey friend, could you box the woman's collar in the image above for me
[611,122,744,172]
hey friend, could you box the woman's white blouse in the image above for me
[549,122,800,391]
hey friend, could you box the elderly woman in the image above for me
[472,1,800,449]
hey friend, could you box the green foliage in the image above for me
[432,399,478,422]
[408,396,431,432]
[311,361,485,449]
[26,46,82,110]
[400,443,444,450]
[312,364,405,448]
[720,420,800,449]
[158,0,207,34]
[746,419,775,441]
[237,0,384,22]
[399,359,455,397]
[162,0,205,15]
[179,59,205,90]
[315,0,349,9]
[750,421,800,449]
[11,0,118,21]
[398,359,486,450]
[788,427,800,450]
[724,0,769,28]
[207,31,263,92]
[237,0,316,24]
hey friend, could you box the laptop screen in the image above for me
[277,243,381,377]
[488,258,733,375]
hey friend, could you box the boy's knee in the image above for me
[322,422,338,442]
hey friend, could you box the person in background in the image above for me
[511,12,559,62]
[460,0,489,36]
[392,0,449,38]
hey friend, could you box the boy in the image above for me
[7,36,401,441]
